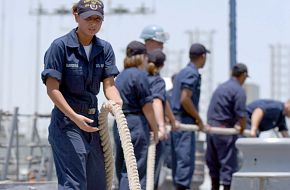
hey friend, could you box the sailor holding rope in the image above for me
[113,41,159,190]
[41,0,122,189]
[170,43,210,190]
[206,63,249,190]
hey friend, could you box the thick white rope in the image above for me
[145,123,251,190]
[98,101,141,190]
[98,103,114,190]
[176,123,251,137]
[146,133,156,190]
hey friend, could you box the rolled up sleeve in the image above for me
[102,42,119,80]
[41,42,65,84]
[234,89,247,118]
[137,72,153,106]
[150,77,166,102]
[181,73,199,92]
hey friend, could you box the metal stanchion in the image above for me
[1,107,19,180]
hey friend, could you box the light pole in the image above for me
[33,0,43,115]
[229,0,237,69]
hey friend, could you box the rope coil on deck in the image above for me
[98,100,141,190]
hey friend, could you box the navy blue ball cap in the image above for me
[189,43,210,56]
[148,49,166,67]
[126,41,147,57]
[232,63,249,77]
[77,0,104,20]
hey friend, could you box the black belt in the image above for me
[174,112,189,116]
[71,106,97,115]
[124,112,143,115]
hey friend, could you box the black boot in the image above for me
[223,184,231,190]
[211,177,220,190]
[175,184,188,190]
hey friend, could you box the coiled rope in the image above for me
[98,100,141,190]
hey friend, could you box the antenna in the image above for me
[107,1,155,15]
[0,0,5,109]
[29,1,72,114]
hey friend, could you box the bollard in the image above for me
[231,138,290,190]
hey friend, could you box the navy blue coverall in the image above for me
[246,99,288,136]
[170,63,201,189]
[113,67,153,190]
[163,88,173,169]
[206,78,247,186]
[41,28,119,190]
[148,73,167,190]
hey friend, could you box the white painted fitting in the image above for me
[235,138,290,172]
[231,138,290,190]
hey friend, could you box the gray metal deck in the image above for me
[0,181,57,190]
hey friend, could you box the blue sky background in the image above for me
[0,0,290,114]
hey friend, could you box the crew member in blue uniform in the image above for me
[206,63,249,190]
[147,49,177,189]
[113,41,159,190]
[247,99,290,137]
[170,43,210,190]
[41,1,122,189]
[140,25,176,189]
[147,49,168,139]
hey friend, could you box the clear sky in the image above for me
[0,0,290,114]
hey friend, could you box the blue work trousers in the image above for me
[206,133,238,185]
[113,114,150,190]
[163,135,173,169]
[49,108,106,190]
[171,115,196,189]
[154,141,164,190]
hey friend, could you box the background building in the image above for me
[244,83,260,104]
[270,44,290,102]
